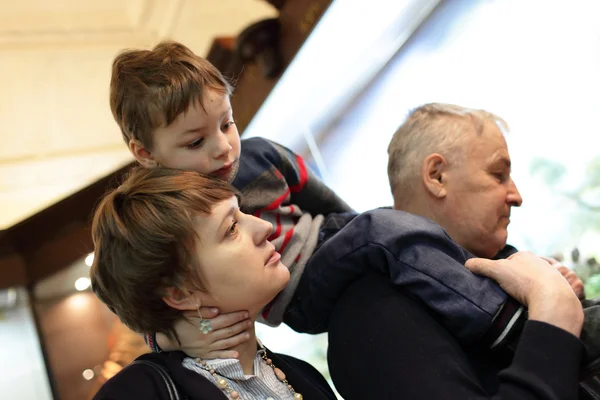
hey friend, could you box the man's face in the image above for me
[440,121,523,258]
[149,89,241,182]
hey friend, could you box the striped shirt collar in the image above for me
[195,339,266,379]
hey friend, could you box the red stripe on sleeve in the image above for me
[261,301,273,320]
[262,189,290,211]
[278,228,294,254]
[289,155,308,193]
[268,214,282,241]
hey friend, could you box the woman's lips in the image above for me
[266,251,281,266]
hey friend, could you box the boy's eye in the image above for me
[222,120,236,131]
[186,138,204,149]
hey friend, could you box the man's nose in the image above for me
[507,179,523,207]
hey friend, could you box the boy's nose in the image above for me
[213,133,232,159]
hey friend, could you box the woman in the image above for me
[91,167,336,400]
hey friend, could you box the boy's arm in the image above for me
[288,162,354,216]
[275,141,354,215]
[287,208,525,350]
[245,138,354,215]
[145,309,252,359]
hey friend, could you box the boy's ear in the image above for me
[129,139,158,168]
[422,153,448,199]
[162,287,199,311]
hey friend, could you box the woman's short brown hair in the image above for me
[90,167,238,341]
[109,40,233,150]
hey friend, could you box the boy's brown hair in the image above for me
[110,40,233,150]
[90,167,238,341]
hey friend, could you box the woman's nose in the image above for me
[252,216,273,245]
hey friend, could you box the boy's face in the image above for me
[147,90,241,182]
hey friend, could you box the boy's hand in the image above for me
[541,256,585,299]
[556,265,585,299]
[156,308,251,359]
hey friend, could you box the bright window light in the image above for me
[82,369,94,380]
[85,253,94,267]
[74,277,91,291]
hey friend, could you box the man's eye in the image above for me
[494,173,507,182]
[186,138,204,149]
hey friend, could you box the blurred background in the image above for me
[2,0,600,398]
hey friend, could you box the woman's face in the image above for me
[193,196,290,316]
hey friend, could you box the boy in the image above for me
[110,41,355,332]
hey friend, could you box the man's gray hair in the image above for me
[387,103,508,206]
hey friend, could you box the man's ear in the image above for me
[422,153,448,199]
[162,286,199,311]
[129,138,158,168]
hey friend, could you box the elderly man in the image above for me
[292,104,595,399]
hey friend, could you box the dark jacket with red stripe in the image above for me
[232,137,353,326]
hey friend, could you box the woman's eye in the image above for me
[186,138,204,149]
[227,221,238,237]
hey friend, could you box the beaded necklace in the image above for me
[195,347,303,400]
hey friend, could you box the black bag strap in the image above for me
[132,359,183,400]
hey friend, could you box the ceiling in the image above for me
[0,0,276,229]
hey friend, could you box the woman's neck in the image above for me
[233,324,258,375]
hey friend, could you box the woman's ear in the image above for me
[422,153,448,199]
[162,287,199,311]
[129,138,158,168]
